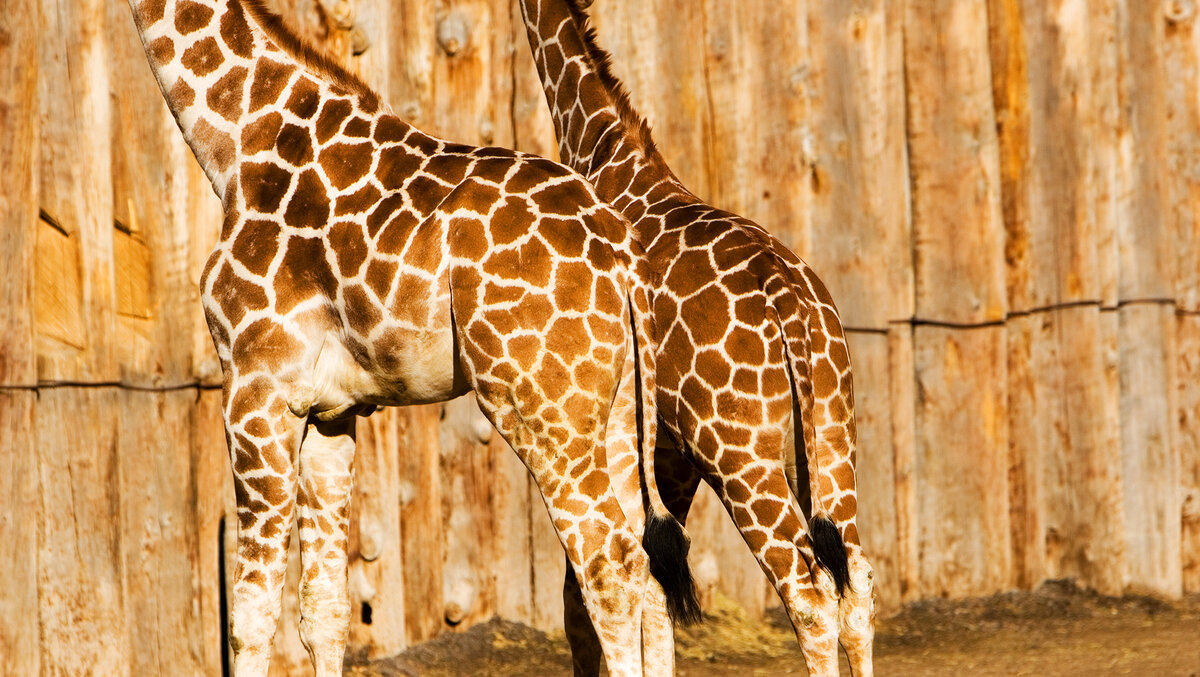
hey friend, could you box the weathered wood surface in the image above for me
[3,0,1200,673]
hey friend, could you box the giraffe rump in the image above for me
[642,512,702,625]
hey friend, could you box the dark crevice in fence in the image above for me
[843,297,1184,335]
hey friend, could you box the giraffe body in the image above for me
[128,1,678,674]
[518,2,877,675]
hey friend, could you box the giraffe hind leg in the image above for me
[295,417,357,677]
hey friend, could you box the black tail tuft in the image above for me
[643,513,702,625]
[809,514,850,596]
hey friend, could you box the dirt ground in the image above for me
[348,581,1200,676]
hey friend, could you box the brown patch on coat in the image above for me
[136,0,166,25]
[220,2,254,58]
[148,36,175,63]
[231,219,281,276]
[364,259,398,299]
[240,162,293,214]
[181,36,222,77]
[169,79,195,108]
[491,196,536,246]
[274,236,335,315]
[373,116,408,143]
[343,284,382,336]
[407,175,451,215]
[276,123,314,166]
[344,117,371,137]
[285,77,322,119]
[208,66,248,122]
[174,0,214,34]
[282,169,331,229]
[315,99,353,143]
[249,58,295,112]
[241,112,282,155]
[328,222,369,277]
[335,184,382,216]
[377,146,424,190]
[318,142,374,190]
[193,117,236,173]
[211,260,268,327]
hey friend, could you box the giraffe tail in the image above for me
[773,271,852,598]
[809,514,850,596]
[628,256,701,625]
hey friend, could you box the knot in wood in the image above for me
[1165,0,1195,22]
[350,25,370,56]
[436,10,471,56]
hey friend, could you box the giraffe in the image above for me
[518,1,877,675]
[126,0,697,674]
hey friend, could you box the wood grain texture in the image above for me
[0,0,39,387]
[904,0,1006,325]
[0,393,39,676]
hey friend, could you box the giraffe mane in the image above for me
[239,0,381,112]
[562,1,660,162]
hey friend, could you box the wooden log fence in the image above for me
[2,0,1198,673]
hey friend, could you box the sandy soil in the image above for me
[347,581,1200,677]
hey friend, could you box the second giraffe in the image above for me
[518,1,877,676]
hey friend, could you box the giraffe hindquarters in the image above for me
[224,379,307,677]
[295,417,357,677]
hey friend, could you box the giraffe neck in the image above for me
[127,0,391,200]
[519,0,683,214]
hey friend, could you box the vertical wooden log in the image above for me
[695,0,811,255]
[192,388,231,674]
[350,408,409,658]
[888,325,918,602]
[1113,0,1180,597]
[108,0,204,387]
[36,388,130,674]
[588,0,713,197]
[527,479,566,631]
[36,0,117,383]
[0,0,39,387]
[808,0,911,328]
[401,405,446,644]
[0,393,39,676]
[1162,0,1200,596]
[846,332,899,610]
[904,0,1010,597]
[487,429,537,625]
[1119,304,1181,596]
[988,0,1127,594]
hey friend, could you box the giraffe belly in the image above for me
[304,324,467,418]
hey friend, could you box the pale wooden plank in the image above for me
[846,332,899,611]
[36,0,118,383]
[588,1,713,199]
[107,0,204,387]
[488,424,536,625]
[350,408,409,658]
[1113,0,1173,302]
[0,392,39,676]
[118,390,209,675]
[695,0,811,258]
[808,0,911,327]
[1118,304,1181,597]
[888,325,918,603]
[36,388,130,675]
[0,0,39,387]
[913,326,1010,598]
[192,388,231,674]
[1006,308,1125,595]
[528,476,566,632]
[402,404,446,643]
[988,0,1119,312]
[1177,315,1200,593]
[439,396,498,630]
[1164,1,1200,315]
[903,0,1006,325]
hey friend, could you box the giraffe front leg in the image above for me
[225,380,306,677]
[295,417,357,677]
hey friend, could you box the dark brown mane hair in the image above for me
[562,0,660,160]
[239,0,380,112]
